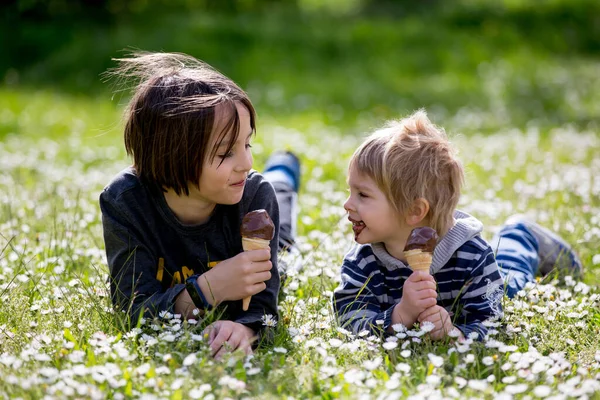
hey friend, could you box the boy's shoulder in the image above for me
[238,170,276,207]
[101,166,143,201]
[457,235,491,254]
[244,170,269,194]
[440,235,494,274]
[343,243,380,270]
[437,210,493,266]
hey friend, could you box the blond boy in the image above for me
[333,110,504,340]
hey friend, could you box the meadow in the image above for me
[1,0,600,398]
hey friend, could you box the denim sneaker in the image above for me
[504,215,583,276]
[264,151,301,192]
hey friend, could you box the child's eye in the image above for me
[358,192,368,198]
[218,151,234,159]
[245,143,252,150]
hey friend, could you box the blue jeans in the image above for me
[270,180,297,251]
[491,222,538,298]
[263,174,302,276]
[262,168,298,252]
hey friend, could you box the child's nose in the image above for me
[343,196,353,212]
[238,149,253,171]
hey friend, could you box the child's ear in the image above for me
[405,198,430,225]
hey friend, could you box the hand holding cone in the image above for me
[403,227,439,274]
[240,209,275,311]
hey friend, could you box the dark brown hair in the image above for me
[106,51,256,195]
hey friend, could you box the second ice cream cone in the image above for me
[404,249,433,273]
[241,237,271,310]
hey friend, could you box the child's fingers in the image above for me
[417,289,438,301]
[418,297,437,310]
[225,331,244,351]
[418,305,440,322]
[430,329,445,341]
[408,271,427,281]
[426,309,448,326]
[234,334,252,355]
[207,327,217,343]
[248,260,272,273]
[408,271,436,283]
[440,313,451,326]
[210,327,233,357]
[250,270,272,284]
[203,323,218,344]
[245,249,271,262]
[249,282,267,296]
[414,280,437,291]
[214,344,230,360]
[414,289,437,305]
[434,320,450,336]
[215,326,254,358]
[229,326,254,352]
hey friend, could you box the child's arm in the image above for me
[452,245,504,340]
[101,194,184,324]
[333,258,390,334]
[230,178,281,334]
[333,252,437,334]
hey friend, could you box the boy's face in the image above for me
[189,102,253,206]
[344,165,412,253]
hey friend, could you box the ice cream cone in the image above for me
[404,249,433,273]
[242,237,271,251]
[241,237,271,310]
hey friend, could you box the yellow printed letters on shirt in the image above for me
[156,258,221,286]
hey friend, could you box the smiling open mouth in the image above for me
[349,218,365,238]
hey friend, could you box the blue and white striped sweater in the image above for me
[333,211,504,339]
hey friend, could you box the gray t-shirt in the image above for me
[100,167,280,331]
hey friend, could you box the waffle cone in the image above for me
[404,249,433,273]
[241,237,271,310]
[241,237,271,251]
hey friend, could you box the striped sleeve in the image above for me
[453,240,504,340]
[333,249,393,335]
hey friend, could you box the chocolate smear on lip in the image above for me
[241,209,275,240]
[404,227,439,252]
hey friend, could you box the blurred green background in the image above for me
[2,0,599,136]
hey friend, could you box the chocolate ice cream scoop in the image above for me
[241,209,275,240]
[240,209,274,312]
[404,227,438,252]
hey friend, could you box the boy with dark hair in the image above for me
[100,52,300,357]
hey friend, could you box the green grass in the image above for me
[1,85,599,398]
